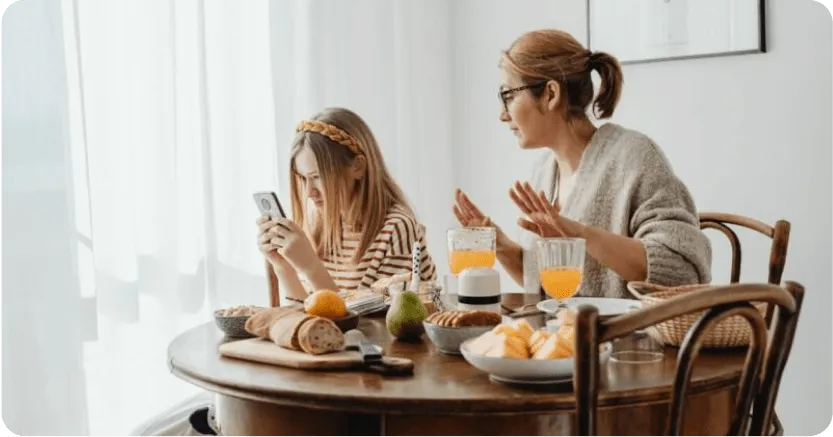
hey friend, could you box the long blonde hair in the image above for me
[289,107,412,262]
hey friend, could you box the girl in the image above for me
[453,29,711,299]
[258,107,437,302]
[136,108,437,436]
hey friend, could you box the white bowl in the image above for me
[459,336,610,381]
[423,322,495,355]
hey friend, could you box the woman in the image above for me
[453,29,711,299]
[136,108,437,436]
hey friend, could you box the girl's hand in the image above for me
[258,216,325,276]
[257,216,293,271]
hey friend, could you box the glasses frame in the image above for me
[498,81,548,112]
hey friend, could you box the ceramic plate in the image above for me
[489,374,572,385]
[460,337,610,381]
[536,297,641,318]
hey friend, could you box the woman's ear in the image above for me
[351,155,367,181]
[545,80,561,112]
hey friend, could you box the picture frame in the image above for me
[586,0,767,65]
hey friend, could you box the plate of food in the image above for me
[536,297,641,318]
[460,317,609,381]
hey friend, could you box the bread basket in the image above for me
[626,282,767,348]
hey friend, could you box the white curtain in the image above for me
[4,0,455,435]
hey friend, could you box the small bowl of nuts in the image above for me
[214,305,267,338]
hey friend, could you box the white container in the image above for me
[456,267,501,314]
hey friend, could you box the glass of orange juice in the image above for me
[447,227,497,275]
[536,238,585,317]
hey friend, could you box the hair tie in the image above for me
[296,120,363,155]
[586,50,601,70]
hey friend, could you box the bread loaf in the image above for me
[244,307,300,338]
[297,317,345,355]
[268,312,315,351]
[244,306,345,355]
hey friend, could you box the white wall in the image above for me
[451,0,831,434]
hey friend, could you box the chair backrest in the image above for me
[573,282,804,436]
[266,260,280,307]
[699,213,791,285]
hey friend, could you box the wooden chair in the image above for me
[698,213,790,286]
[574,282,804,436]
[266,260,280,307]
[699,213,791,435]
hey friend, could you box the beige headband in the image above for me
[296,120,362,155]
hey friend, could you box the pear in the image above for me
[386,291,428,342]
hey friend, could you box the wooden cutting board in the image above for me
[219,338,366,369]
[220,338,415,375]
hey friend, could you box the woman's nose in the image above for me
[499,109,511,122]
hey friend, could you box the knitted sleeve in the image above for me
[627,143,713,286]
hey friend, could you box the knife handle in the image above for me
[365,356,414,376]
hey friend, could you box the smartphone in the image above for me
[253,191,287,219]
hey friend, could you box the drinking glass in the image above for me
[446,227,497,275]
[536,238,585,319]
[609,306,664,364]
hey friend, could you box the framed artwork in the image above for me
[587,0,767,64]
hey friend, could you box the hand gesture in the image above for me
[452,189,493,228]
[509,181,581,238]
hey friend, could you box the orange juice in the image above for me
[449,250,496,274]
[540,267,582,300]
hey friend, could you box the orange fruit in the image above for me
[304,289,348,320]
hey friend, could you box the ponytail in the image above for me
[588,51,623,119]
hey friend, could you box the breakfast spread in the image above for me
[467,315,576,360]
[425,310,502,328]
[216,305,264,317]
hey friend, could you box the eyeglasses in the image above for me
[498,81,548,112]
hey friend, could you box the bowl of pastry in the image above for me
[214,305,267,338]
[460,317,610,384]
[423,310,503,355]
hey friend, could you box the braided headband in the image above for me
[296,120,362,155]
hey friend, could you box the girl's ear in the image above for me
[351,155,367,180]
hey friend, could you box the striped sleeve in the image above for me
[380,215,438,282]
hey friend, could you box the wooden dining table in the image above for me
[168,294,748,435]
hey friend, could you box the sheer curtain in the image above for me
[3,0,454,435]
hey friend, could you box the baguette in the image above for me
[242,306,345,355]
[297,317,345,355]
[267,312,315,351]
[244,307,301,338]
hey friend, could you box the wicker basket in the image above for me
[626,282,767,348]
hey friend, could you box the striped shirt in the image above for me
[303,204,437,293]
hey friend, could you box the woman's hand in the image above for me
[509,181,585,238]
[452,189,491,227]
[453,189,511,249]
[257,217,322,276]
